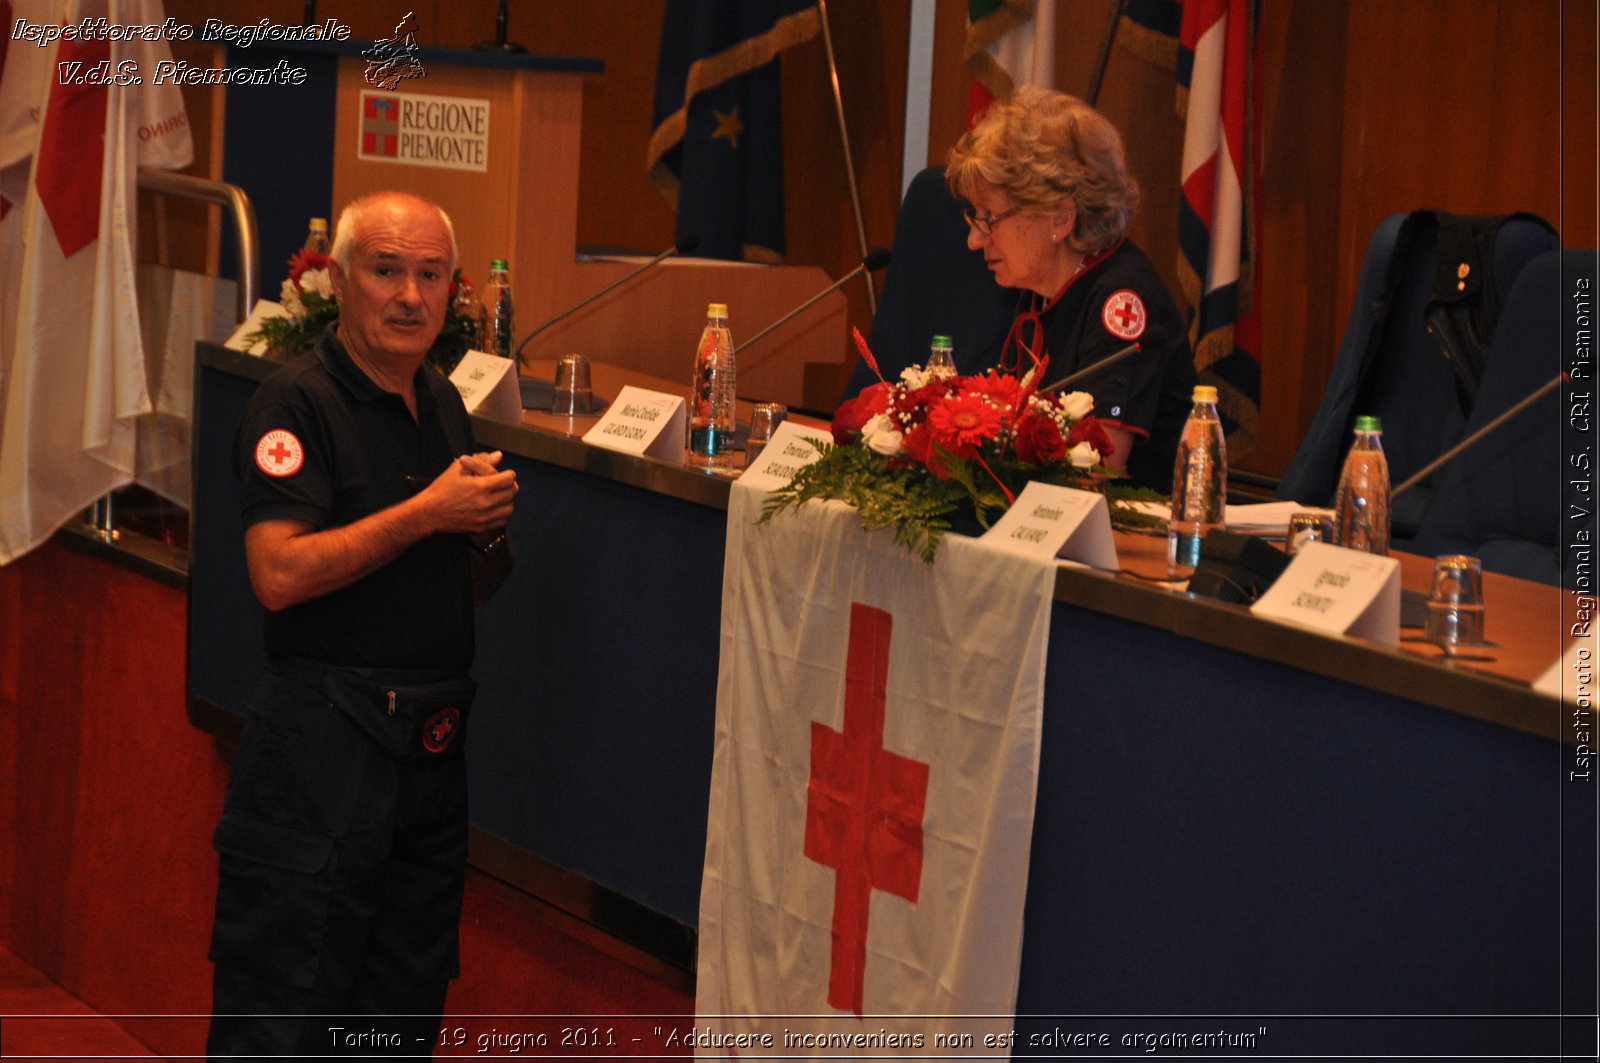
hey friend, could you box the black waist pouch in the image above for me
[271,657,477,761]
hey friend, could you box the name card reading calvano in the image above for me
[582,386,685,461]
[980,481,1118,569]
[358,90,490,172]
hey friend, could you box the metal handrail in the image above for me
[83,170,259,545]
[136,167,259,319]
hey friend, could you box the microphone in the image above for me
[1390,371,1565,500]
[513,233,701,362]
[734,247,892,358]
[1038,337,1145,393]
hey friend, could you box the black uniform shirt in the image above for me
[234,330,477,670]
[1000,239,1198,490]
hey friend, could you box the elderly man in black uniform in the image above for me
[206,191,517,1060]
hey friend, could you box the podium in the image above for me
[220,41,847,411]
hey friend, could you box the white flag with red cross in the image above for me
[696,482,1054,1050]
[0,0,193,565]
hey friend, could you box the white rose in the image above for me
[861,413,903,456]
[299,267,334,300]
[279,278,305,319]
[1059,390,1094,421]
[1068,441,1100,468]
[866,428,903,456]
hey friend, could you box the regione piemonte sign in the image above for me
[357,89,489,172]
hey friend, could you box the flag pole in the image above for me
[814,0,878,317]
[1086,0,1128,106]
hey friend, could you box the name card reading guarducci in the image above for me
[978,481,1118,569]
[580,385,685,461]
[448,350,522,423]
[736,420,827,491]
[1250,541,1401,647]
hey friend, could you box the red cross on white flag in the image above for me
[698,482,1056,1049]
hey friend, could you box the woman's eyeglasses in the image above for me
[962,205,1021,236]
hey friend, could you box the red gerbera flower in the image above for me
[927,393,1002,450]
[288,249,330,284]
[961,371,1023,410]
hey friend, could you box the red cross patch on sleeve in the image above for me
[254,429,306,478]
[1101,289,1148,341]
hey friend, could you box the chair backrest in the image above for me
[1409,248,1592,585]
[840,166,1015,402]
[1277,211,1558,531]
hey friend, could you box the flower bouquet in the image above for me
[761,330,1165,561]
[246,248,481,375]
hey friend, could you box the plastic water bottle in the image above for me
[480,259,514,359]
[303,217,330,255]
[689,303,736,469]
[1334,415,1391,555]
[926,334,955,376]
[1168,384,1228,576]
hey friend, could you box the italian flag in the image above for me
[964,0,1056,124]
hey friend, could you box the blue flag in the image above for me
[647,0,819,263]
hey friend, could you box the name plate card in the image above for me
[736,420,827,492]
[1250,541,1401,647]
[581,385,685,461]
[224,299,283,356]
[978,481,1118,569]
[449,350,522,422]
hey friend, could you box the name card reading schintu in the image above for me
[581,385,685,461]
[978,481,1118,569]
[1250,541,1401,647]
[449,350,522,422]
[736,420,827,492]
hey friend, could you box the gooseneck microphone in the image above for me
[513,232,701,362]
[1390,371,1566,500]
[734,247,892,358]
[1038,336,1147,393]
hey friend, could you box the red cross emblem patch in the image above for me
[254,429,305,478]
[1101,289,1147,341]
[423,707,461,753]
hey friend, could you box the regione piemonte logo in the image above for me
[357,90,490,173]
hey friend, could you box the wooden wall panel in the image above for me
[157,0,1582,466]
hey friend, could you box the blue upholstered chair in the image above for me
[1277,212,1558,534]
[1408,248,1593,585]
[840,166,1016,403]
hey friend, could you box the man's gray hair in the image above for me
[330,192,458,271]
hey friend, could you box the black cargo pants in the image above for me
[206,667,470,1061]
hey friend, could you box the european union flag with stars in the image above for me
[647,0,819,263]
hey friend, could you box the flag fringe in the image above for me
[1116,15,1181,71]
[964,0,1033,102]
[645,6,822,211]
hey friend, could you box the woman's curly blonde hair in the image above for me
[947,86,1139,254]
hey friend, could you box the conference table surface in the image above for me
[512,354,1568,736]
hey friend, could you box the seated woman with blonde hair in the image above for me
[947,85,1197,489]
